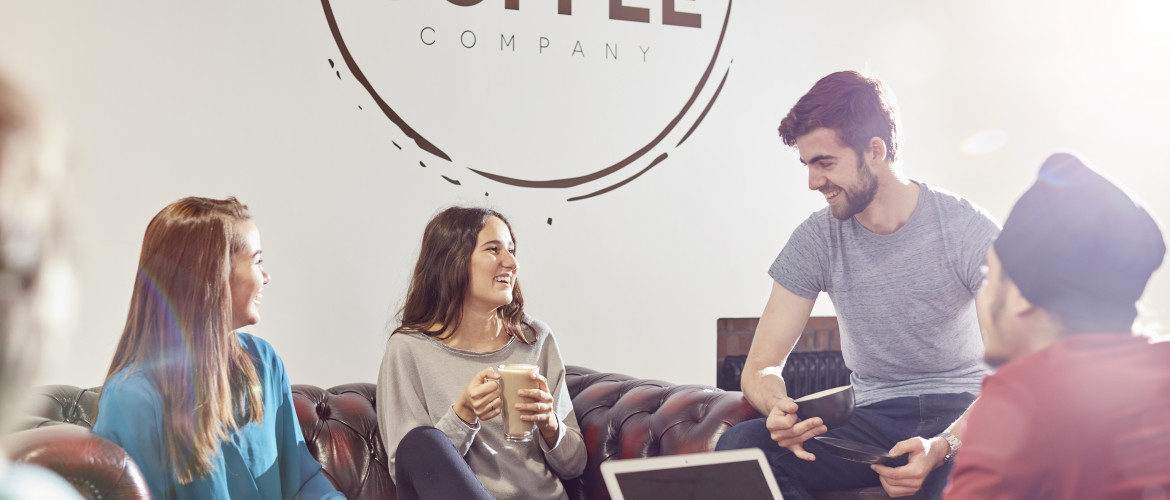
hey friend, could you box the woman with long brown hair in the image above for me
[378,206,585,500]
[93,197,343,499]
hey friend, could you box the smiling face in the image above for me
[228,221,270,331]
[796,127,879,221]
[464,216,519,312]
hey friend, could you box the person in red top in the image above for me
[944,152,1170,499]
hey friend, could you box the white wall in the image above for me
[2,0,1167,389]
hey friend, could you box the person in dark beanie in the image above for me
[944,152,1170,499]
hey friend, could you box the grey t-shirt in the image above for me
[377,314,586,500]
[770,182,999,406]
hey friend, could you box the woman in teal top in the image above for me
[93,197,343,500]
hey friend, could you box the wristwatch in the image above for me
[936,431,961,463]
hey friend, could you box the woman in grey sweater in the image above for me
[378,207,586,500]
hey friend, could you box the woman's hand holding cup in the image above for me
[517,372,559,445]
[455,366,502,426]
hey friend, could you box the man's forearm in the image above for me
[742,365,789,415]
[925,398,977,468]
[944,399,975,439]
[741,282,815,415]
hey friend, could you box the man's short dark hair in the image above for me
[778,71,900,162]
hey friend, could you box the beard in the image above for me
[828,154,879,220]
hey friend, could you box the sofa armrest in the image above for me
[565,365,761,500]
[6,425,151,499]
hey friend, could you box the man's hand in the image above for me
[870,436,947,497]
[765,397,827,461]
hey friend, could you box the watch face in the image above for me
[939,432,960,461]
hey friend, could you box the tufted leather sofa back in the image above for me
[16,383,398,500]
[287,367,762,500]
[290,383,394,500]
[20,384,101,430]
[563,366,761,500]
[14,366,762,500]
[719,351,852,400]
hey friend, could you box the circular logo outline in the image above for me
[320,0,734,201]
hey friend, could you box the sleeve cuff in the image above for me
[437,404,479,455]
[539,412,566,452]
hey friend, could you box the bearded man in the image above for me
[717,70,999,500]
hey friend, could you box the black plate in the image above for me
[813,436,896,465]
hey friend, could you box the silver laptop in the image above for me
[600,448,783,500]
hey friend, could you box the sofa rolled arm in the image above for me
[564,365,761,500]
[7,424,151,499]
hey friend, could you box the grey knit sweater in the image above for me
[377,314,586,499]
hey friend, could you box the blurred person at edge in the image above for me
[0,71,83,498]
[944,152,1170,499]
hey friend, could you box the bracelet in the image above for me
[453,405,478,428]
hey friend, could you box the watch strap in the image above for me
[936,431,961,463]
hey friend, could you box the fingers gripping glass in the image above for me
[496,364,538,442]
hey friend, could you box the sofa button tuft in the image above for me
[316,402,330,419]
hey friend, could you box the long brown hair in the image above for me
[394,206,530,344]
[100,196,263,483]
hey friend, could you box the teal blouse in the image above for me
[94,333,344,500]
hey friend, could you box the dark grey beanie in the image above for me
[994,153,1165,325]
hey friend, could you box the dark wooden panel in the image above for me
[716,316,840,376]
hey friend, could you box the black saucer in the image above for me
[813,436,896,465]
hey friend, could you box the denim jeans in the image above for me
[715,392,975,500]
[395,427,494,500]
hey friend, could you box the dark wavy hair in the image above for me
[778,70,900,162]
[393,206,529,344]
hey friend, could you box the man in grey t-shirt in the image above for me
[716,71,999,500]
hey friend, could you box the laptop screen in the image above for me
[601,449,782,500]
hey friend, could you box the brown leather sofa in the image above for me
[8,366,761,500]
[10,359,907,499]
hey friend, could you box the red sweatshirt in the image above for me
[946,334,1170,499]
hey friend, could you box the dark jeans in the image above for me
[715,393,975,500]
[394,426,495,500]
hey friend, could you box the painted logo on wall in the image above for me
[321,0,733,201]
